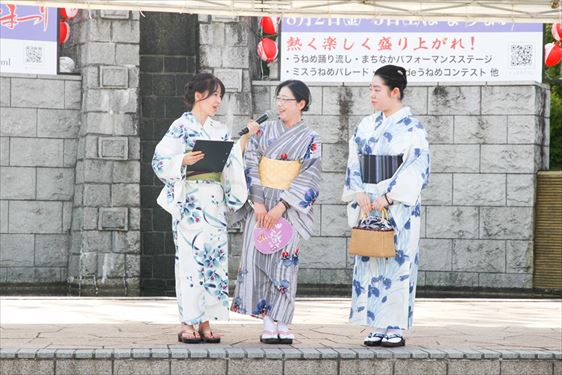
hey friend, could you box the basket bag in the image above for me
[348,208,395,257]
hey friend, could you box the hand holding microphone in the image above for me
[238,110,273,136]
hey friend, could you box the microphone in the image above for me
[238,110,273,136]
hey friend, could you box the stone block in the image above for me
[11,78,64,108]
[114,231,140,254]
[200,22,225,45]
[479,273,533,288]
[111,184,140,206]
[128,137,140,159]
[419,239,452,271]
[62,202,72,232]
[403,86,428,114]
[428,86,480,115]
[306,115,349,144]
[5,267,35,282]
[83,184,111,206]
[10,137,63,167]
[171,359,227,375]
[320,204,349,236]
[37,168,75,200]
[453,174,506,206]
[112,21,140,43]
[85,112,136,136]
[98,137,128,160]
[37,109,80,138]
[417,115,453,144]
[0,359,54,375]
[1,200,7,232]
[81,18,111,42]
[0,77,10,106]
[1,137,9,166]
[116,44,139,65]
[507,174,535,206]
[0,234,34,266]
[394,359,447,374]
[300,236,347,268]
[229,359,284,374]
[481,145,536,173]
[318,172,345,204]
[297,268,322,283]
[454,115,507,144]
[64,80,81,109]
[320,269,352,284]
[34,234,69,267]
[83,159,113,183]
[506,240,533,273]
[448,360,500,375]
[100,66,128,88]
[99,208,128,230]
[0,107,36,136]
[9,201,62,233]
[200,46,222,68]
[426,206,478,239]
[63,139,78,167]
[163,57,186,73]
[500,360,553,374]
[452,240,506,272]
[34,267,61,282]
[100,10,129,19]
[0,166,35,199]
[125,254,141,276]
[212,15,239,22]
[482,86,538,115]
[97,252,126,279]
[226,23,249,46]
[82,42,115,66]
[55,359,112,375]
[322,143,347,172]
[422,173,452,205]
[322,86,371,116]
[85,89,137,114]
[113,160,140,183]
[284,359,338,375]
[480,207,533,240]
[214,69,242,92]
[431,145,480,173]
[508,115,543,144]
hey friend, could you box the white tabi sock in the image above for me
[263,315,277,333]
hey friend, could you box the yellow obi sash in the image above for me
[259,156,301,190]
[186,172,221,182]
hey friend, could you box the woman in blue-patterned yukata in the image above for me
[230,80,321,344]
[152,73,258,344]
[342,65,430,347]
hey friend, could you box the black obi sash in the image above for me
[360,154,403,184]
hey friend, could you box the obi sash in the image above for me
[259,156,301,190]
[186,171,221,182]
[360,154,403,184]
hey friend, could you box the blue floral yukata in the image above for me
[152,112,247,325]
[342,107,430,330]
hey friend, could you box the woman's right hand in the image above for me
[182,151,205,166]
[356,192,372,216]
[254,203,268,228]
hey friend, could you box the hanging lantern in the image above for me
[544,42,562,67]
[59,21,70,45]
[257,37,278,63]
[59,8,79,20]
[552,23,562,41]
[260,17,279,36]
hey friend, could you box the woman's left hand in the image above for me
[262,203,286,230]
[372,195,392,211]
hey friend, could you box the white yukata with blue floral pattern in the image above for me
[342,107,430,330]
[152,112,248,325]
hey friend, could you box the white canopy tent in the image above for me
[2,0,561,23]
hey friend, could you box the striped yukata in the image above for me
[231,119,321,324]
[343,107,430,330]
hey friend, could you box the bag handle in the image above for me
[360,207,390,221]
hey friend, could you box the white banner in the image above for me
[280,18,544,83]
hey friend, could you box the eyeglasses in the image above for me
[275,97,298,104]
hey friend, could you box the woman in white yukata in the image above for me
[152,73,258,344]
[342,65,430,347]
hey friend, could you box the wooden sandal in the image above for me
[199,329,221,344]
[177,327,202,344]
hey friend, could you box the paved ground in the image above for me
[0,297,560,351]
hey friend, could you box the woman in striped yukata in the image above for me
[342,65,430,347]
[230,80,321,344]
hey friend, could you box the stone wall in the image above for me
[250,81,549,291]
[0,73,81,288]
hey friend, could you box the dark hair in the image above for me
[374,65,408,100]
[183,72,225,109]
[275,80,311,112]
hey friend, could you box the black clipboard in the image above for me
[189,140,234,172]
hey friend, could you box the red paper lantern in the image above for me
[257,37,278,63]
[260,17,278,36]
[552,23,562,42]
[59,21,70,45]
[544,42,562,67]
[59,8,79,20]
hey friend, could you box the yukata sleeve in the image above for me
[244,132,266,204]
[342,126,364,202]
[221,130,249,212]
[152,119,187,184]
[280,135,322,215]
